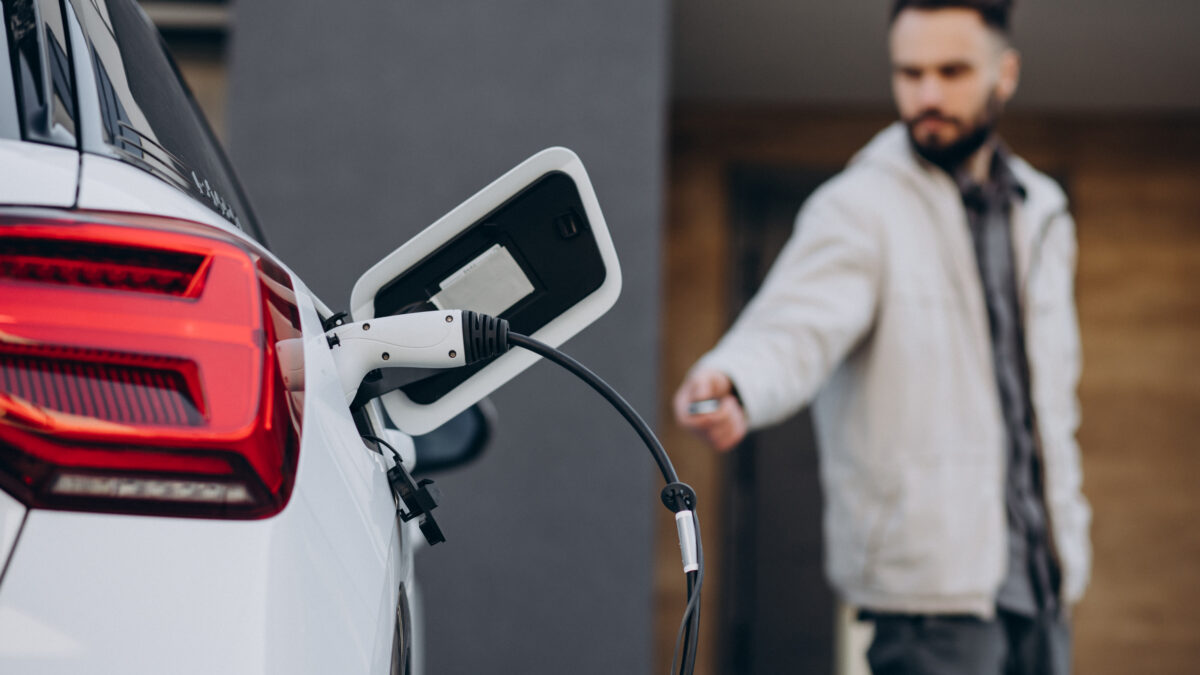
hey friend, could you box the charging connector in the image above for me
[327,309,512,404]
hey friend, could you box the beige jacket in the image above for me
[699,123,1091,617]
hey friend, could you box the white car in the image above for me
[0,1,632,673]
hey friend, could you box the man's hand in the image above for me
[673,368,747,452]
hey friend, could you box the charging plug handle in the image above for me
[460,310,510,363]
[329,309,513,407]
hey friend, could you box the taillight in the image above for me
[0,212,303,519]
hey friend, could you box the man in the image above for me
[672,1,1091,672]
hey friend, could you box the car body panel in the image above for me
[0,489,24,579]
[0,139,78,207]
[76,152,249,242]
[0,509,402,673]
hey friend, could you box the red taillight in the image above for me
[0,237,208,296]
[0,213,303,519]
[0,344,203,426]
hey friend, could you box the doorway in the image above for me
[718,166,837,674]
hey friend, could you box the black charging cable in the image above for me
[459,311,704,675]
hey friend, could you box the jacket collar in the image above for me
[848,122,1071,325]
[850,122,1063,217]
[953,143,1027,206]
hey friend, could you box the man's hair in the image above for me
[889,0,1014,34]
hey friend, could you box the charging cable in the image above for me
[504,326,705,672]
[329,310,704,675]
[503,329,704,675]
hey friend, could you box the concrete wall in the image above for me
[225,2,669,673]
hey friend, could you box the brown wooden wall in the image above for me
[656,107,1200,674]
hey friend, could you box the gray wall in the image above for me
[226,2,668,673]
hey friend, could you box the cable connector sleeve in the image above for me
[460,310,510,364]
[661,482,697,513]
[675,510,700,574]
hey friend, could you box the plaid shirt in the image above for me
[955,144,1061,617]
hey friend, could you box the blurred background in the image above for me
[146,0,1198,673]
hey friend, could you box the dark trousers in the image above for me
[864,610,1071,675]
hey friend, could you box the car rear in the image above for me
[0,1,413,672]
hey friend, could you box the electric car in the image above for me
[0,1,625,673]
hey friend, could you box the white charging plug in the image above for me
[327,310,468,402]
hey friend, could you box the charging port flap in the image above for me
[347,147,621,434]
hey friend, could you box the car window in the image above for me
[2,0,78,146]
[0,1,18,139]
[68,0,265,242]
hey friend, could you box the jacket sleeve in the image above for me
[697,180,882,429]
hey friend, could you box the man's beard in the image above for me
[905,92,1003,173]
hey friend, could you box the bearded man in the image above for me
[672,1,1091,672]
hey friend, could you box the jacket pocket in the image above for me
[861,488,901,590]
[862,457,1005,597]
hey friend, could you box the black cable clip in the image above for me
[321,311,349,332]
[661,482,697,514]
[387,463,446,546]
[323,312,348,348]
